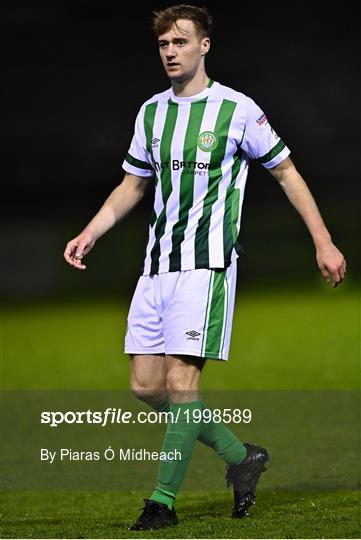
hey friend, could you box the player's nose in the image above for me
[166,44,176,58]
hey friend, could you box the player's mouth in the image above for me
[167,62,180,69]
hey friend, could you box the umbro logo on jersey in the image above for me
[151,137,160,147]
[186,330,201,341]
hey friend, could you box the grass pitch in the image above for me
[1,491,359,539]
[1,287,359,538]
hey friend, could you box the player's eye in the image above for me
[158,42,168,49]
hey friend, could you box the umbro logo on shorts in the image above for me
[186,330,201,341]
[186,330,201,337]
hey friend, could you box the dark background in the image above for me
[3,1,360,299]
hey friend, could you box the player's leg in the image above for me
[130,353,204,531]
[149,354,204,507]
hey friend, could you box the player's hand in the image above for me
[316,243,346,288]
[64,230,96,270]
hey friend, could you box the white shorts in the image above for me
[124,263,237,361]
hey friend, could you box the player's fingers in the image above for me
[74,242,87,260]
[64,241,79,263]
[64,240,87,270]
[74,241,90,269]
[330,269,342,288]
[70,256,87,270]
[74,261,87,270]
[320,266,331,284]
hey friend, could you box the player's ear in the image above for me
[201,37,210,56]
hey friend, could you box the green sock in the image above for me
[153,400,169,413]
[153,400,246,465]
[150,488,175,509]
[198,406,247,465]
[150,401,202,509]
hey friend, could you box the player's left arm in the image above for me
[268,156,346,287]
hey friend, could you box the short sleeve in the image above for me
[241,98,290,169]
[122,106,154,177]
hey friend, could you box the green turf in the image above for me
[1,288,359,538]
[0,491,359,539]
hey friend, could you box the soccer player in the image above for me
[64,4,346,531]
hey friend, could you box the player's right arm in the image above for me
[64,173,148,270]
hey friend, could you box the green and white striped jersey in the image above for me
[122,80,290,275]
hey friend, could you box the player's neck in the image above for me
[171,70,210,98]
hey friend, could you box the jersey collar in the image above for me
[169,80,217,104]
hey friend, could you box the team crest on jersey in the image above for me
[197,131,218,152]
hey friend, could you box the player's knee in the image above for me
[166,368,200,402]
[131,367,165,403]
[131,383,164,405]
[132,387,152,403]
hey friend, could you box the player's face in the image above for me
[157,19,210,82]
